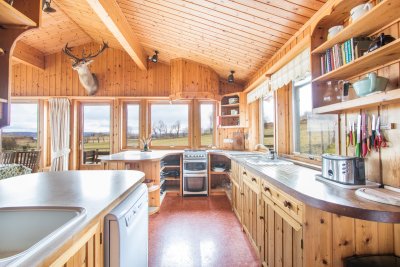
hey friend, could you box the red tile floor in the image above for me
[149,195,261,267]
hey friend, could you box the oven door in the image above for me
[183,160,207,172]
[183,173,208,195]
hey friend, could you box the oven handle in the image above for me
[183,170,208,174]
[184,173,207,177]
[183,159,207,163]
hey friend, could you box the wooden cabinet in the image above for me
[261,194,303,267]
[47,220,103,267]
[219,93,246,128]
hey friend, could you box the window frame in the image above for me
[1,100,40,152]
[79,101,113,166]
[148,100,192,149]
[121,100,142,150]
[259,93,275,150]
[291,78,338,160]
[198,100,217,148]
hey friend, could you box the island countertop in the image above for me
[0,170,145,266]
[98,150,184,162]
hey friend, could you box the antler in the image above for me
[62,41,109,64]
[85,41,109,60]
[62,43,80,64]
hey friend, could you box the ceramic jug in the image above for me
[350,3,373,22]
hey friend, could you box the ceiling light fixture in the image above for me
[227,70,235,83]
[42,0,56,13]
[149,50,159,63]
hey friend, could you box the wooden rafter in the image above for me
[12,41,45,70]
[84,0,147,70]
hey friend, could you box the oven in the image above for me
[183,150,208,196]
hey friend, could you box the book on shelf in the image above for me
[320,37,372,75]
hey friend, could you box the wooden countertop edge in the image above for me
[232,159,400,223]
[40,175,145,266]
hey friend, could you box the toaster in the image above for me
[321,154,365,185]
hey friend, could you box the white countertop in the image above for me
[98,150,184,161]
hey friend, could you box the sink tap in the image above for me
[254,144,269,153]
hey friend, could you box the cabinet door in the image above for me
[262,195,303,267]
[232,181,242,222]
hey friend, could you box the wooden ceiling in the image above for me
[19,2,93,55]
[17,0,327,82]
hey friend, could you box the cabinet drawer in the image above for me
[242,169,260,193]
[261,179,303,223]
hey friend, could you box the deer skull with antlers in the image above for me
[62,42,108,95]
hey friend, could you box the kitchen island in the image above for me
[0,170,145,266]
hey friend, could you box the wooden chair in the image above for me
[0,151,16,164]
[83,149,99,164]
[14,150,41,173]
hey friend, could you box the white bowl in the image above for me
[327,25,343,40]
[212,167,225,172]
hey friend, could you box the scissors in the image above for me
[374,116,387,151]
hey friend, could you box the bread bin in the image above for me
[321,154,365,185]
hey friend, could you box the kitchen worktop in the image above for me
[0,170,145,266]
[98,150,184,162]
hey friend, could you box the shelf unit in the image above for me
[160,154,182,196]
[311,0,400,112]
[0,1,37,27]
[314,88,400,114]
[219,92,246,127]
[208,153,231,196]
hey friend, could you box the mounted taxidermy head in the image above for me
[62,42,108,95]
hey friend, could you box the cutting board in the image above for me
[356,187,400,206]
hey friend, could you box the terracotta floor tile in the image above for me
[149,195,260,267]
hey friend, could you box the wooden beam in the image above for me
[84,0,147,70]
[12,41,45,70]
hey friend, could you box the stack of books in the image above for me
[320,37,372,75]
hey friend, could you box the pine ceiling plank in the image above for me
[184,0,303,31]
[119,0,282,51]
[233,0,315,19]
[284,0,327,11]
[82,0,147,70]
[125,13,274,59]
[133,0,290,43]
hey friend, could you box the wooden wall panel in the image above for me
[219,79,244,95]
[11,43,171,97]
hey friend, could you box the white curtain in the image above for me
[270,48,310,91]
[49,98,70,171]
[247,80,270,104]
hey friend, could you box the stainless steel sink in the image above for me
[245,156,293,166]
[0,206,86,265]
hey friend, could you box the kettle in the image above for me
[368,33,396,52]
[350,3,373,22]
[352,72,388,97]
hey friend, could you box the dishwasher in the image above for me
[104,184,148,267]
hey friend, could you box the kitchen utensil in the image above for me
[350,3,373,22]
[367,115,372,152]
[346,120,350,148]
[321,154,366,185]
[352,72,388,97]
[374,116,387,151]
[351,121,356,146]
[361,113,368,158]
[370,114,376,150]
[327,25,344,40]
[356,115,361,157]
[368,33,396,53]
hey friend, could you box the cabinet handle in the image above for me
[241,192,244,196]
[264,187,270,192]
[283,200,292,209]
[251,177,257,182]
[259,216,264,220]
[242,171,247,175]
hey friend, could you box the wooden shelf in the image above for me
[312,0,400,54]
[221,103,239,107]
[210,171,230,175]
[163,177,180,181]
[313,38,400,83]
[148,184,160,193]
[0,1,36,27]
[221,114,240,118]
[313,88,400,114]
[160,165,180,171]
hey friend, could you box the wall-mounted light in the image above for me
[149,50,159,63]
[42,0,56,13]
[227,70,235,83]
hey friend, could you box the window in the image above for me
[1,102,38,151]
[261,95,274,149]
[125,103,140,148]
[293,80,337,156]
[200,103,215,147]
[82,104,111,164]
[150,103,189,147]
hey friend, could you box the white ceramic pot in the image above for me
[350,3,373,22]
[327,25,344,40]
[230,109,238,115]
